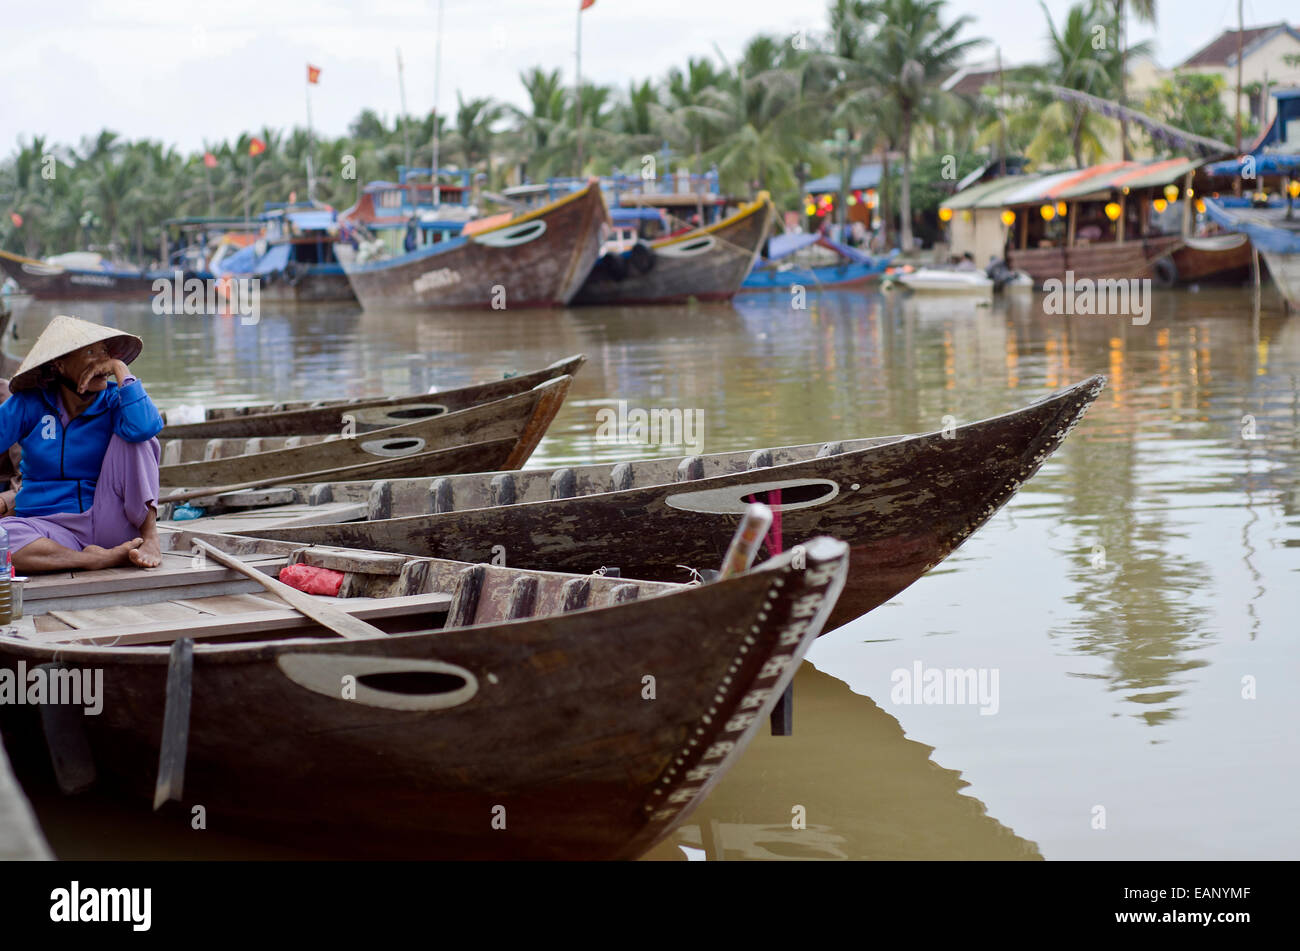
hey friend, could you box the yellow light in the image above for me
[938,206,953,222]
[848,194,858,206]
[1185,187,1194,199]
[1104,202,1121,221]
[1000,209,1016,226]
[1163,184,1179,203]
[1121,186,1130,195]
[1039,203,1055,220]
[1289,180,1300,199]
[804,203,816,216]
[1056,201,1068,217]
[1153,198,1168,213]
[1195,198,1206,213]
[961,210,972,222]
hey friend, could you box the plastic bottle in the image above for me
[0,523,11,626]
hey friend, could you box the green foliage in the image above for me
[1142,72,1237,152]
[908,152,986,212]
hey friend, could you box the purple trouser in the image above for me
[2,435,161,553]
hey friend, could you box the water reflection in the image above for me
[644,664,1041,861]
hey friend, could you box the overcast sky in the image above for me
[3,0,1295,157]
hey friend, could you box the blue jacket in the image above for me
[0,378,164,516]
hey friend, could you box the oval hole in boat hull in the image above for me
[664,478,839,514]
[359,436,427,457]
[472,220,548,248]
[277,654,479,711]
[658,235,717,258]
[380,404,448,421]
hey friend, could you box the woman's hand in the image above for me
[77,358,129,394]
[0,488,16,517]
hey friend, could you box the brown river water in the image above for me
[6,282,1298,860]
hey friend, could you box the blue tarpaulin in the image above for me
[765,232,821,260]
[1203,199,1300,254]
[215,242,292,276]
[288,210,336,231]
[805,162,884,194]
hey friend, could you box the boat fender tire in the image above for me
[1152,256,1177,288]
[629,242,655,274]
[602,252,630,282]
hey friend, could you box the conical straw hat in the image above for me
[8,315,144,392]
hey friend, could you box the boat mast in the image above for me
[305,73,317,203]
[575,4,584,177]
[397,48,412,172]
[431,0,445,206]
[1234,0,1243,153]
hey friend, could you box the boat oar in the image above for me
[716,502,796,736]
[189,539,382,641]
[717,502,774,579]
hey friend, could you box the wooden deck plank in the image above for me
[171,593,290,616]
[35,592,454,646]
[161,502,367,535]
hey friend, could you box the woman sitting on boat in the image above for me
[0,315,163,571]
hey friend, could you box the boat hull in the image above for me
[246,376,1106,633]
[159,376,571,487]
[0,535,848,859]
[1008,235,1182,284]
[1259,250,1300,308]
[572,195,772,305]
[741,259,887,291]
[0,250,185,301]
[339,183,607,310]
[1171,234,1253,282]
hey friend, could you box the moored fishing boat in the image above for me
[210,204,354,304]
[572,193,774,305]
[887,266,995,295]
[740,233,893,291]
[159,354,585,438]
[0,526,847,859]
[335,180,608,310]
[159,376,572,489]
[0,249,204,302]
[214,376,1105,633]
[1204,199,1300,308]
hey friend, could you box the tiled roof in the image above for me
[1179,23,1295,68]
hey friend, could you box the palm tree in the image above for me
[449,93,505,172]
[1115,0,1157,160]
[859,0,984,252]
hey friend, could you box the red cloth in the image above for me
[279,563,344,596]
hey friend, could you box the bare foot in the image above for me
[82,538,144,569]
[129,534,161,569]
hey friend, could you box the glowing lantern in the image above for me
[866,189,877,208]
[1195,198,1206,213]
[938,206,953,222]
[1000,209,1016,226]
[1289,180,1300,199]
[1039,203,1056,221]
[1104,202,1121,221]
[1185,187,1194,199]
[1163,183,1179,203]
[1153,198,1168,213]
[847,193,858,206]
[805,203,817,216]
[1056,201,1068,217]
[1121,186,1130,195]
[853,190,864,202]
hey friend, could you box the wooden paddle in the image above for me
[190,539,382,641]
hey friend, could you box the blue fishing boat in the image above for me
[740,233,895,291]
[212,203,354,303]
[1202,88,1300,309]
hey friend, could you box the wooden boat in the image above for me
[160,354,586,438]
[210,206,355,304]
[0,527,848,859]
[214,376,1105,633]
[159,376,572,489]
[1170,233,1253,283]
[571,193,773,305]
[335,181,608,310]
[741,234,893,291]
[1007,234,1183,285]
[888,266,994,295]
[0,249,196,302]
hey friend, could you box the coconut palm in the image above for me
[858,0,984,251]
